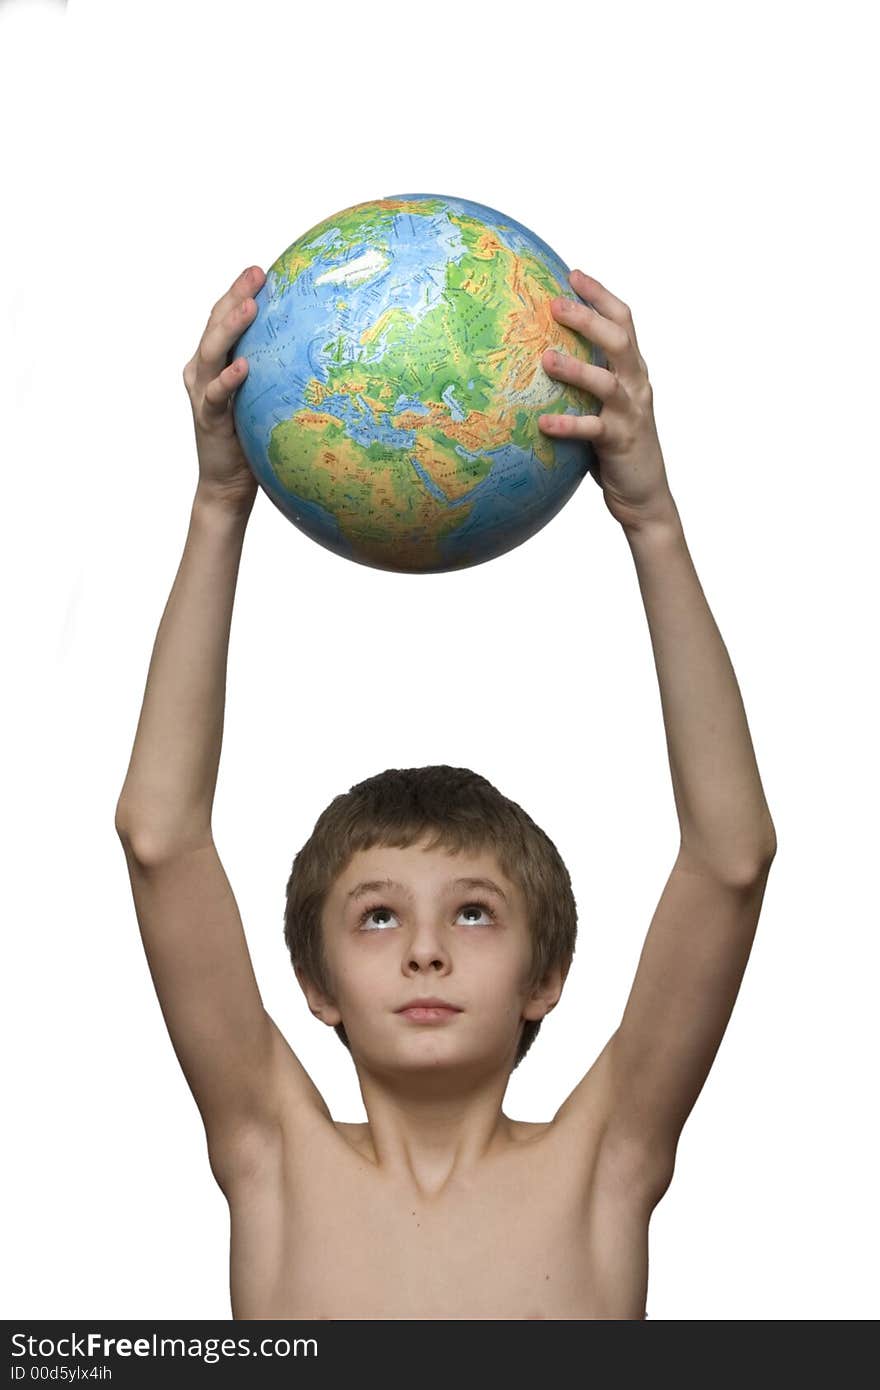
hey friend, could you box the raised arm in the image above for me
[115,270,330,1191]
[539,274,777,1199]
[580,512,776,1197]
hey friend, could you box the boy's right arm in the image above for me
[115,493,331,1192]
[115,272,331,1192]
[116,828,332,1192]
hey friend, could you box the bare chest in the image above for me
[225,1122,650,1320]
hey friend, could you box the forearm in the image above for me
[623,498,777,878]
[114,486,252,848]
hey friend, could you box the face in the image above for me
[299,838,561,1072]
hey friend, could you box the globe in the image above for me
[230,193,605,574]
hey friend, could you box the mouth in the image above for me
[395,1000,462,1023]
[397,1006,461,1023]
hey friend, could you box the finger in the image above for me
[569,268,646,362]
[202,356,248,418]
[551,294,643,389]
[542,349,618,401]
[197,294,257,386]
[551,293,631,361]
[208,265,265,332]
[538,409,602,440]
[195,266,264,380]
[568,269,632,328]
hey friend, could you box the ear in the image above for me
[294,964,343,1028]
[522,962,569,1022]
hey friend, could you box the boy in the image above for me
[114,265,777,1320]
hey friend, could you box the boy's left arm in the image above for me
[539,272,777,1198]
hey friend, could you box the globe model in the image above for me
[230,193,605,574]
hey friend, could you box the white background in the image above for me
[2,0,877,1321]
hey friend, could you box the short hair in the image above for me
[283,765,578,1071]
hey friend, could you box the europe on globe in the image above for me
[230,193,605,574]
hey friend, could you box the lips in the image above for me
[397,1005,461,1023]
[395,997,462,1024]
[395,997,461,1012]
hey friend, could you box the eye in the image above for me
[457,902,496,926]
[356,900,497,931]
[358,904,397,931]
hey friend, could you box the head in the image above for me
[283,765,578,1074]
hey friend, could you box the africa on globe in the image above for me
[230,193,604,574]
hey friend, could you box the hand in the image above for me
[538,270,676,530]
[182,266,266,513]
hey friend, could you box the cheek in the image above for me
[476,959,530,1012]
[332,944,391,1000]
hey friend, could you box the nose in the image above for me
[403,922,451,974]
[407,951,446,972]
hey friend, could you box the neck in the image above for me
[353,1061,516,1197]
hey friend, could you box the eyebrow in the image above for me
[346,876,508,903]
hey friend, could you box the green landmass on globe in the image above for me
[231,193,604,574]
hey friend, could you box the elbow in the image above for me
[677,838,777,888]
[114,805,150,858]
[755,820,778,877]
[114,820,214,866]
[729,840,777,888]
[114,818,156,865]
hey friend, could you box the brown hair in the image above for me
[283,765,578,1071]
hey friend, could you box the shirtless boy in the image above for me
[114,264,777,1319]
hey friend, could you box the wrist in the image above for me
[618,491,683,543]
[193,480,256,526]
